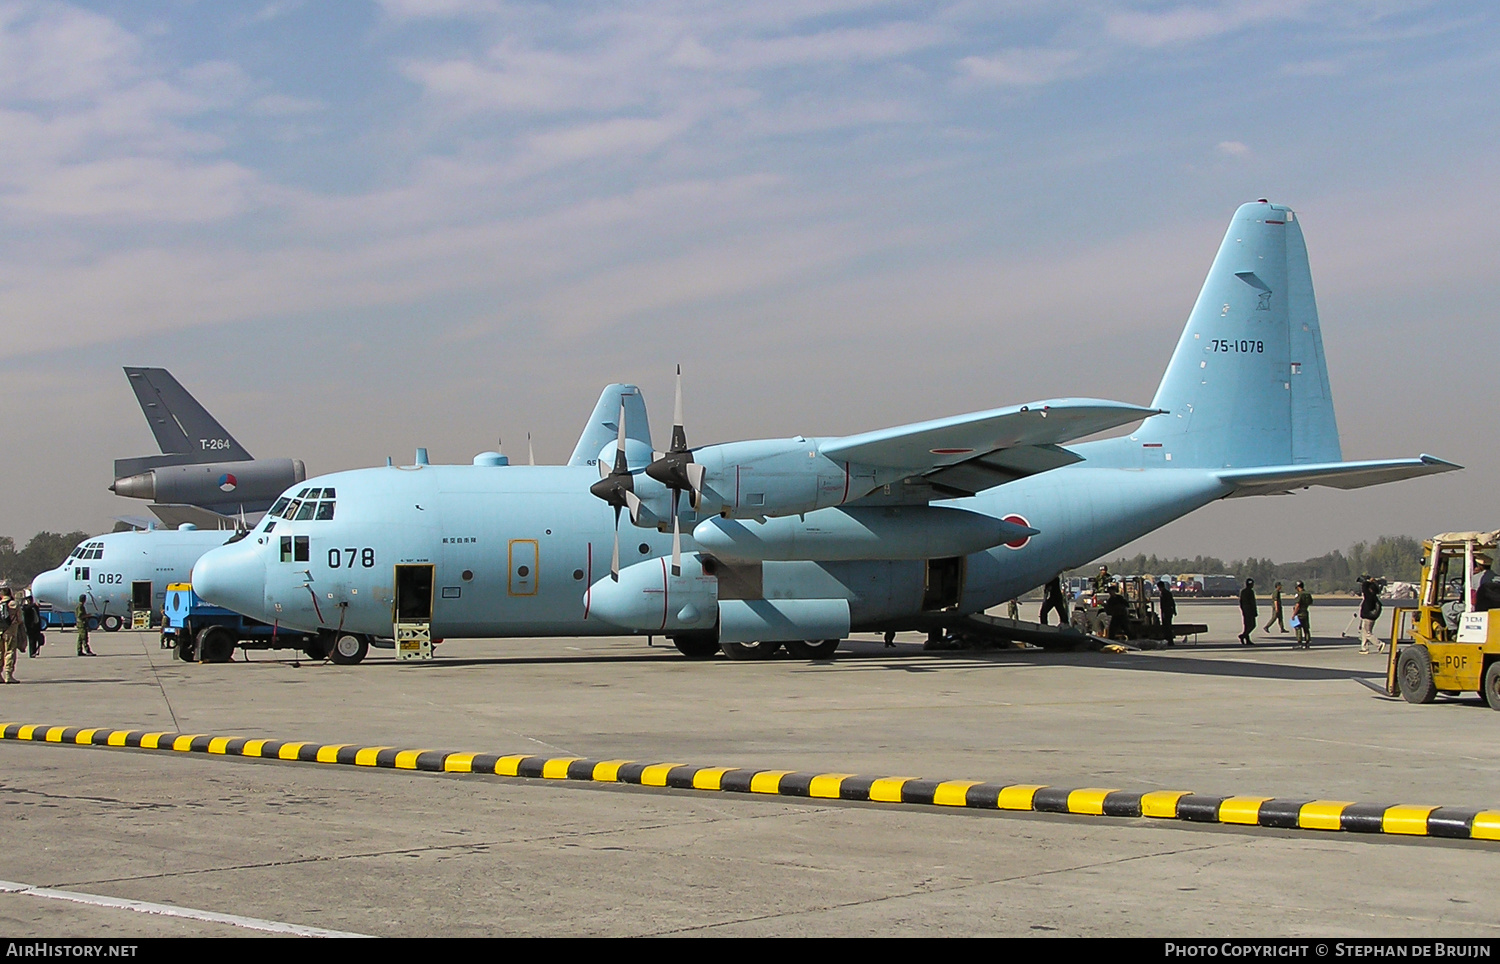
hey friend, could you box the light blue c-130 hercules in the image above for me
[192,201,1458,662]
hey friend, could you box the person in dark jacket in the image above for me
[1039,575,1069,626]
[1157,579,1176,646]
[1476,560,1500,613]
[21,591,44,658]
[1238,578,1258,645]
[1357,576,1384,654]
[1102,585,1131,639]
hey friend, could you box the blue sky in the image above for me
[2,1,1495,560]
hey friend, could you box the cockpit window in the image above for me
[321,488,335,499]
[297,488,310,498]
[269,497,291,517]
[284,499,303,519]
[315,501,335,521]
[294,501,316,521]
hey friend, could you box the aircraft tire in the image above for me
[197,626,236,664]
[1481,661,1500,711]
[329,634,369,665]
[1397,645,1437,704]
[669,633,720,658]
[100,614,123,633]
[784,639,840,660]
[720,640,783,661]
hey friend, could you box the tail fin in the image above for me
[568,384,654,467]
[1134,201,1340,468]
[123,367,252,462]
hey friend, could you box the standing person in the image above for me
[21,591,44,658]
[1039,575,1069,626]
[1291,581,1313,648]
[1006,598,1019,620]
[1157,579,1177,646]
[1357,576,1384,654]
[1263,582,1287,633]
[1476,559,1500,612]
[1093,565,1112,593]
[0,589,21,683]
[75,595,96,657]
[1102,585,1131,639]
[1238,578,1258,645]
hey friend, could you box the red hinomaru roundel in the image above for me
[1001,514,1030,549]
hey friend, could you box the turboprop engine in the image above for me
[675,438,903,520]
[692,505,1035,563]
[111,458,306,509]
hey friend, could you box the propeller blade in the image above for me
[671,490,682,577]
[528,432,535,467]
[686,462,706,507]
[612,399,629,476]
[611,505,622,580]
[671,364,685,452]
[624,488,643,526]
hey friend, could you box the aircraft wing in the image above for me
[821,399,1160,496]
[1217,455,1461,498]
[147,503,242,530]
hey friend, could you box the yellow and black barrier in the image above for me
[4,722,1498,842]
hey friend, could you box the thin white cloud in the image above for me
[1106,1,1310,48]
[1217,139,1250,155]
[957,47,1082,87]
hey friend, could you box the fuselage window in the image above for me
[315,501,335,521]
[294,535,309,562]
[264,520,277,533]
[280,536,293,563]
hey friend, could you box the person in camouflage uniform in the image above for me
[75,595,96,656]
[0,588,22,682]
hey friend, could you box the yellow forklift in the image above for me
[1386,530,1500,708]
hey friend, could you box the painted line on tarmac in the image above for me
[0,878,371,938]
[4,722,1498,843]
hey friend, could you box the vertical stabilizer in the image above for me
[124,367,252,462]
[1133,201,1341,468]
[568,384,654,467]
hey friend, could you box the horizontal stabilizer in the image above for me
[822,399,1159,472]
[1217,455,1461,498]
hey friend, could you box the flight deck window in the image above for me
[315,502,335,521]
[321,488,335,499]
[297,488,310,498]
[294,536,309,562]
[295,501,316,521]
[270,497,291,517]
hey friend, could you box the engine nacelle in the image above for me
[694,505,1032,563]
[584,553,717,633]
[111,458,306,511]
[690,438,901,520]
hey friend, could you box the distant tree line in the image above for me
[1075,535,1425,594]
[0,531,94,589]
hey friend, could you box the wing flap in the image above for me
[1217,455,1461,498]
[922,444,1083,496]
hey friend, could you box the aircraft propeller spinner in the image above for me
[644,366,705,576]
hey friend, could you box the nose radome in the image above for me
[191,542,267,617]
[29,568,69,609]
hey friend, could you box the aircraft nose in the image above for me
[192,541,267,617]
[29,568,68,608]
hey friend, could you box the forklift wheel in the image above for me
[1397,645,1438,705]
[1482,661,1500,711]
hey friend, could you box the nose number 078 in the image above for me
[328,548,376,568]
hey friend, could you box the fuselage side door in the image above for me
[394,563,435,660]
